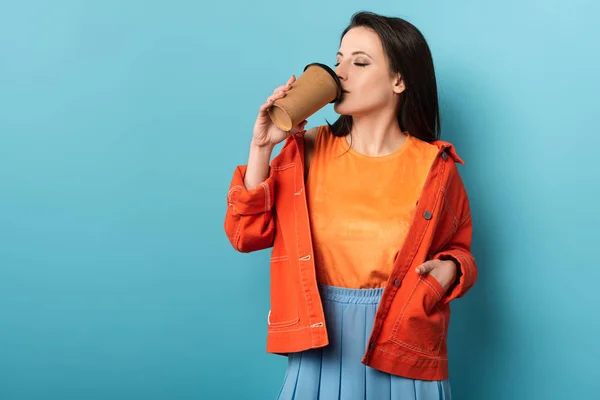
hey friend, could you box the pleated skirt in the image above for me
[276,284,452,400]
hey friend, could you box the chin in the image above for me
[334,97,386,117]
[333,100,354,116]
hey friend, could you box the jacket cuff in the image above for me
[433,250,477,304]
[227,165,275,216]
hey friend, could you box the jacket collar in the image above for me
[292,130,465,165]
[432,140,465,165]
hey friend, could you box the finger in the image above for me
[415,261,435,274]
[284,75,295,89]
[269,90,286,102]
[284,75,295,91]
[296,119,308,128]
[261,93,282,113]
[259,102,271,114]
[271,86,285,96]
[290,120,308,134]
[259,96,278,115]
[272,77,295,96]
[260,96,275,110]
[260,80,292,115]
[273,76,296,95]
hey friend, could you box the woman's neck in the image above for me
[347,111,407,157]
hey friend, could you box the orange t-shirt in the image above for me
[306,126,439,289]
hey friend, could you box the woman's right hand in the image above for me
[252,75,308,148]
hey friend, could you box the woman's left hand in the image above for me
[415,259,458,292]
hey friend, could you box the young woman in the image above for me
[225,11,477,400]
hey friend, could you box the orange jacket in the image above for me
[224,129,477,381]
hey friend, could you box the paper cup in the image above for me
[268,63,342,131]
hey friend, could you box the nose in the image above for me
[334,62,347,82]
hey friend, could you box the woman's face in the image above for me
[333,26,405,116]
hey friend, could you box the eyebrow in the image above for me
[336,51,372,58]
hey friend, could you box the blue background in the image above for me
[1,1,599,399]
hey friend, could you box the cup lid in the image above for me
[303,62,343,103]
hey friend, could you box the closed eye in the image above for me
[334,62,369,67]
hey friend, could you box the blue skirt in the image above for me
[276,284,451,400]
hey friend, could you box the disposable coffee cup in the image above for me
[268,63,342,131]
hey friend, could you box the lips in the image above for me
[335,90,348,103]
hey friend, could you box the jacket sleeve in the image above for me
[432,164,478,304]
[224,164,276,253]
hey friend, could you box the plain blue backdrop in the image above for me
[1,1,599,399]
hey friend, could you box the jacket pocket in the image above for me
[268,256,300,328]
[389,274,447,356]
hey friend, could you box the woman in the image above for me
[224,11,477,400]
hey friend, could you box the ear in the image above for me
[393,74,406,95]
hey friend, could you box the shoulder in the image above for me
[302,125,327,176]
[409,135,467,187]
[303,125,324,148]
[303,125,329,156]
[272,125,325,166]
[430,139,465,165]
[408,134,466,166]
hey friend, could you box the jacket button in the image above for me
[393,278,401,286]
[423,211,432,220]
[441,152,447,160]
[369,342,375,349]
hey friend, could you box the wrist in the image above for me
[251,139,275,152]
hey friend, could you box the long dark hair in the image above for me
[328,11,441,142]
